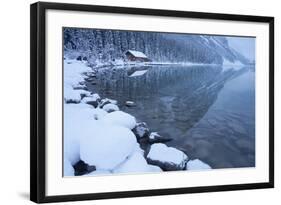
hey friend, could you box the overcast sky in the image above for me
[227,37,256,62]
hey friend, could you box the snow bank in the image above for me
[186,159,211,170]
[80,123,138,170]
[102,111,137,129]
[64,60,93,102]
[147,143,188,171]
[64,60,92,88]
[64,85,91,103]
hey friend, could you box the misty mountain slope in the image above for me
[64,28,249,65]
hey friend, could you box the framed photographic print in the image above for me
[30,1,274,203]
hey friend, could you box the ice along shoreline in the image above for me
[64,58,211,177]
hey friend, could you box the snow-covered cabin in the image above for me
[124,50,151,62]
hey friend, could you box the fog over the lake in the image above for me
[227,37,255,62]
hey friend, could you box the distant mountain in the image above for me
[64,28,250,65]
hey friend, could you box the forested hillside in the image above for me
[63,28,249,65]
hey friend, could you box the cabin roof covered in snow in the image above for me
[126,50,148,58]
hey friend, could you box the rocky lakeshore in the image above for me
[64,59,211,177]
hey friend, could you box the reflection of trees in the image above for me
[89,65,246,133]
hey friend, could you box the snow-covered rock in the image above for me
[64,103,96,165]
[125,101,136,107]
[102,103,120,113]
[147,143,188,171]
[186,159,211,170]
[114,151,161,174]
[148,165,163,172]
[64,60,92,88]
[92,108,108,120]
[99,98,118,108]
[148,132,172,143]
[64,87,90,103]
[81,93,101,108]
[102,111,137,130]
[80,123,138,170]
[132,122,149,139]
[64,159,75,176]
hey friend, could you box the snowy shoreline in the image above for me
[64,58,212,177]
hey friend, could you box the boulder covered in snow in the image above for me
[102,103,120,113]
[80,123,138,170]
[186,159,211,170]
[148,165,163,172]
[64,103,96,166]
[102,111,137,130]
[99,98,118,108]
[81,93,101,108]
[113,152,153,174]
[92,108,108,120]
[148,132,172,143]
[147,143,188,171]
[125,101,136,107]
[132,122,149,139]
[64,87,91,104]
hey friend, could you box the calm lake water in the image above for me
[88,65,255,169]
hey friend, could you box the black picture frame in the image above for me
[30,1,274,203]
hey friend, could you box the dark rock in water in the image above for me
[147,159,185,171]
[73,160,96,176]
[146,143,188,171]
[76,56,82,61]
[132,122,149,139]
[91,81,97,85]
[148,132,172,143]
[82,56,87,61]
[125,101,136,107]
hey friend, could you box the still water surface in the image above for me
[88,65,255,169]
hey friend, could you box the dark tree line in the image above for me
[64,28,248,65]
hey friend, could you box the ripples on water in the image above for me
[87,65,255,169]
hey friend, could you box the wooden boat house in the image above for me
[124,50,151,62]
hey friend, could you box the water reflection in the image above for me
[87,65,255,169]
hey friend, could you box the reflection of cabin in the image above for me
[124,50,151,62]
